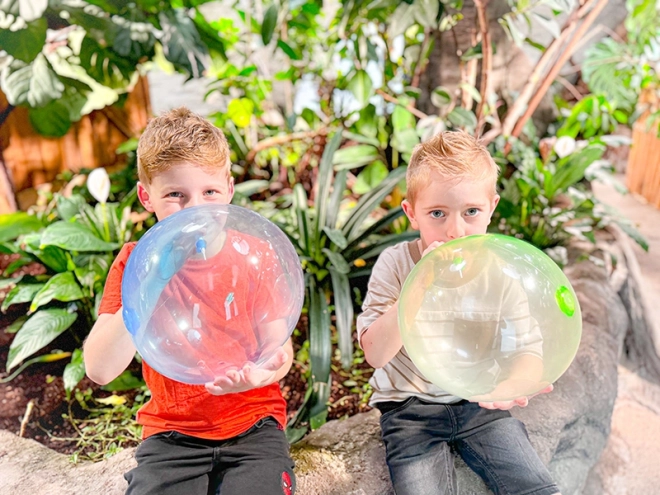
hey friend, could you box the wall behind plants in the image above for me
[0,77,151,213]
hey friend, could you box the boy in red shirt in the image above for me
[83,107,296,495]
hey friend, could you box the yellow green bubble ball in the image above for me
[398,234,582,402]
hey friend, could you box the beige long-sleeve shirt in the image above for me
[357,240,543,406]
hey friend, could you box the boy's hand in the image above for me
[471,383,554,411]
[421,240,444,258]
[205,348,288,396]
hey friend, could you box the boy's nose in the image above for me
[186,195,204,208]
[446,218,465,240]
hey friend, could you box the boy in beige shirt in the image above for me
[357,131,559,495]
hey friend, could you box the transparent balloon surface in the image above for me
[122,204,304,385]
[399,234,581,402]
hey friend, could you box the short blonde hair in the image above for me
[137,107,230,184]
[406,130,499,205]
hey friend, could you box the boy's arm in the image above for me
[360,302,403,369]
[360,241,441,369]
[83,244,136,386]
[83,309,137,385]
[358,247,409,369]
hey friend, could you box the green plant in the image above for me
[581,0,660,125]
[556,94,629,139]
[59,383,148,463]
[0,172,145,390]
[280,131,417,440]
[0,0,226,136]
[490,136,648,251]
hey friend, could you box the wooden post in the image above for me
[626,87,660,208]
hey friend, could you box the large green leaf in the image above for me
[0,212,43,242]
[56,194,87,222]
[546,145,605,199]
[261,3,278,45]
[342,166,407,242]
[309,380,330,430]
[7,308,78,371]
[447,107,477,129]
[79,36,135,89]
[329,268,353,369]
[343,206,406,256]
[73,253,111,292]
[227,98,255,128]
[63,348,86,393]
[353,161,389,194]
[325,169,347,231]
[40,222,119,252]
[308,280,331,384]
[101,370,145,391]
[315,132,343,242]
[322,227,348,250]
[350,231,419,261]
[192,10,227,59]
[30,272,84,312]
[112,18,156,59]
[1,282,45,312]
[0,17,46,62]
[1,54,63,107]
[28,101,72,137]
[332,145,380,170]
[322,248,350,275]
[159,8,207,78]
[0,274,22,291]
[347,70,373,107]
[387,2,416,39]
[292,184,311,255]
[3,255,32,276]
[413,0,440,28]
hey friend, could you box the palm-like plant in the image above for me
[280,131,417,439]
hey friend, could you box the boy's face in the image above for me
[402,171,499,251]
[137,161,234,220]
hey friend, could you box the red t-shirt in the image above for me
[98,237,288,440]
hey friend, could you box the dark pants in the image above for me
[378,398,559,495]
[125,417,295,495]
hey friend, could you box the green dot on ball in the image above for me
[453,256,464,265]
[555,285,576,317]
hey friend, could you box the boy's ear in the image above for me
[227,176,235,203]
[488,194,500,222]
[401,199,419,230]
[137,182,155,212]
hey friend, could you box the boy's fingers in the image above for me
[226,370,242,384]
[259,349,287,371]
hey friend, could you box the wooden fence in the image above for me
[0,77,151,213]
[626,88,660,208]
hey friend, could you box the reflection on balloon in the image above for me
[122,204,304,385]
[398,234,581,402]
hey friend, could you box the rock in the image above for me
[0,259,636,495]
[291,410,392,495]
[0,429,135,495]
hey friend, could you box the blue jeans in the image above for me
[378,398,559,495]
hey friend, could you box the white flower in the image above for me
[87,167,110,204]
[554,136,577,158]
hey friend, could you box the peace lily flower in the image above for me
[87,167,111,204]
[553,136,577,159]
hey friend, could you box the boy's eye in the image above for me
[167,192,183,198]
[204,190,218,196]
[465,208,480,216]
[430,210,444,218]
